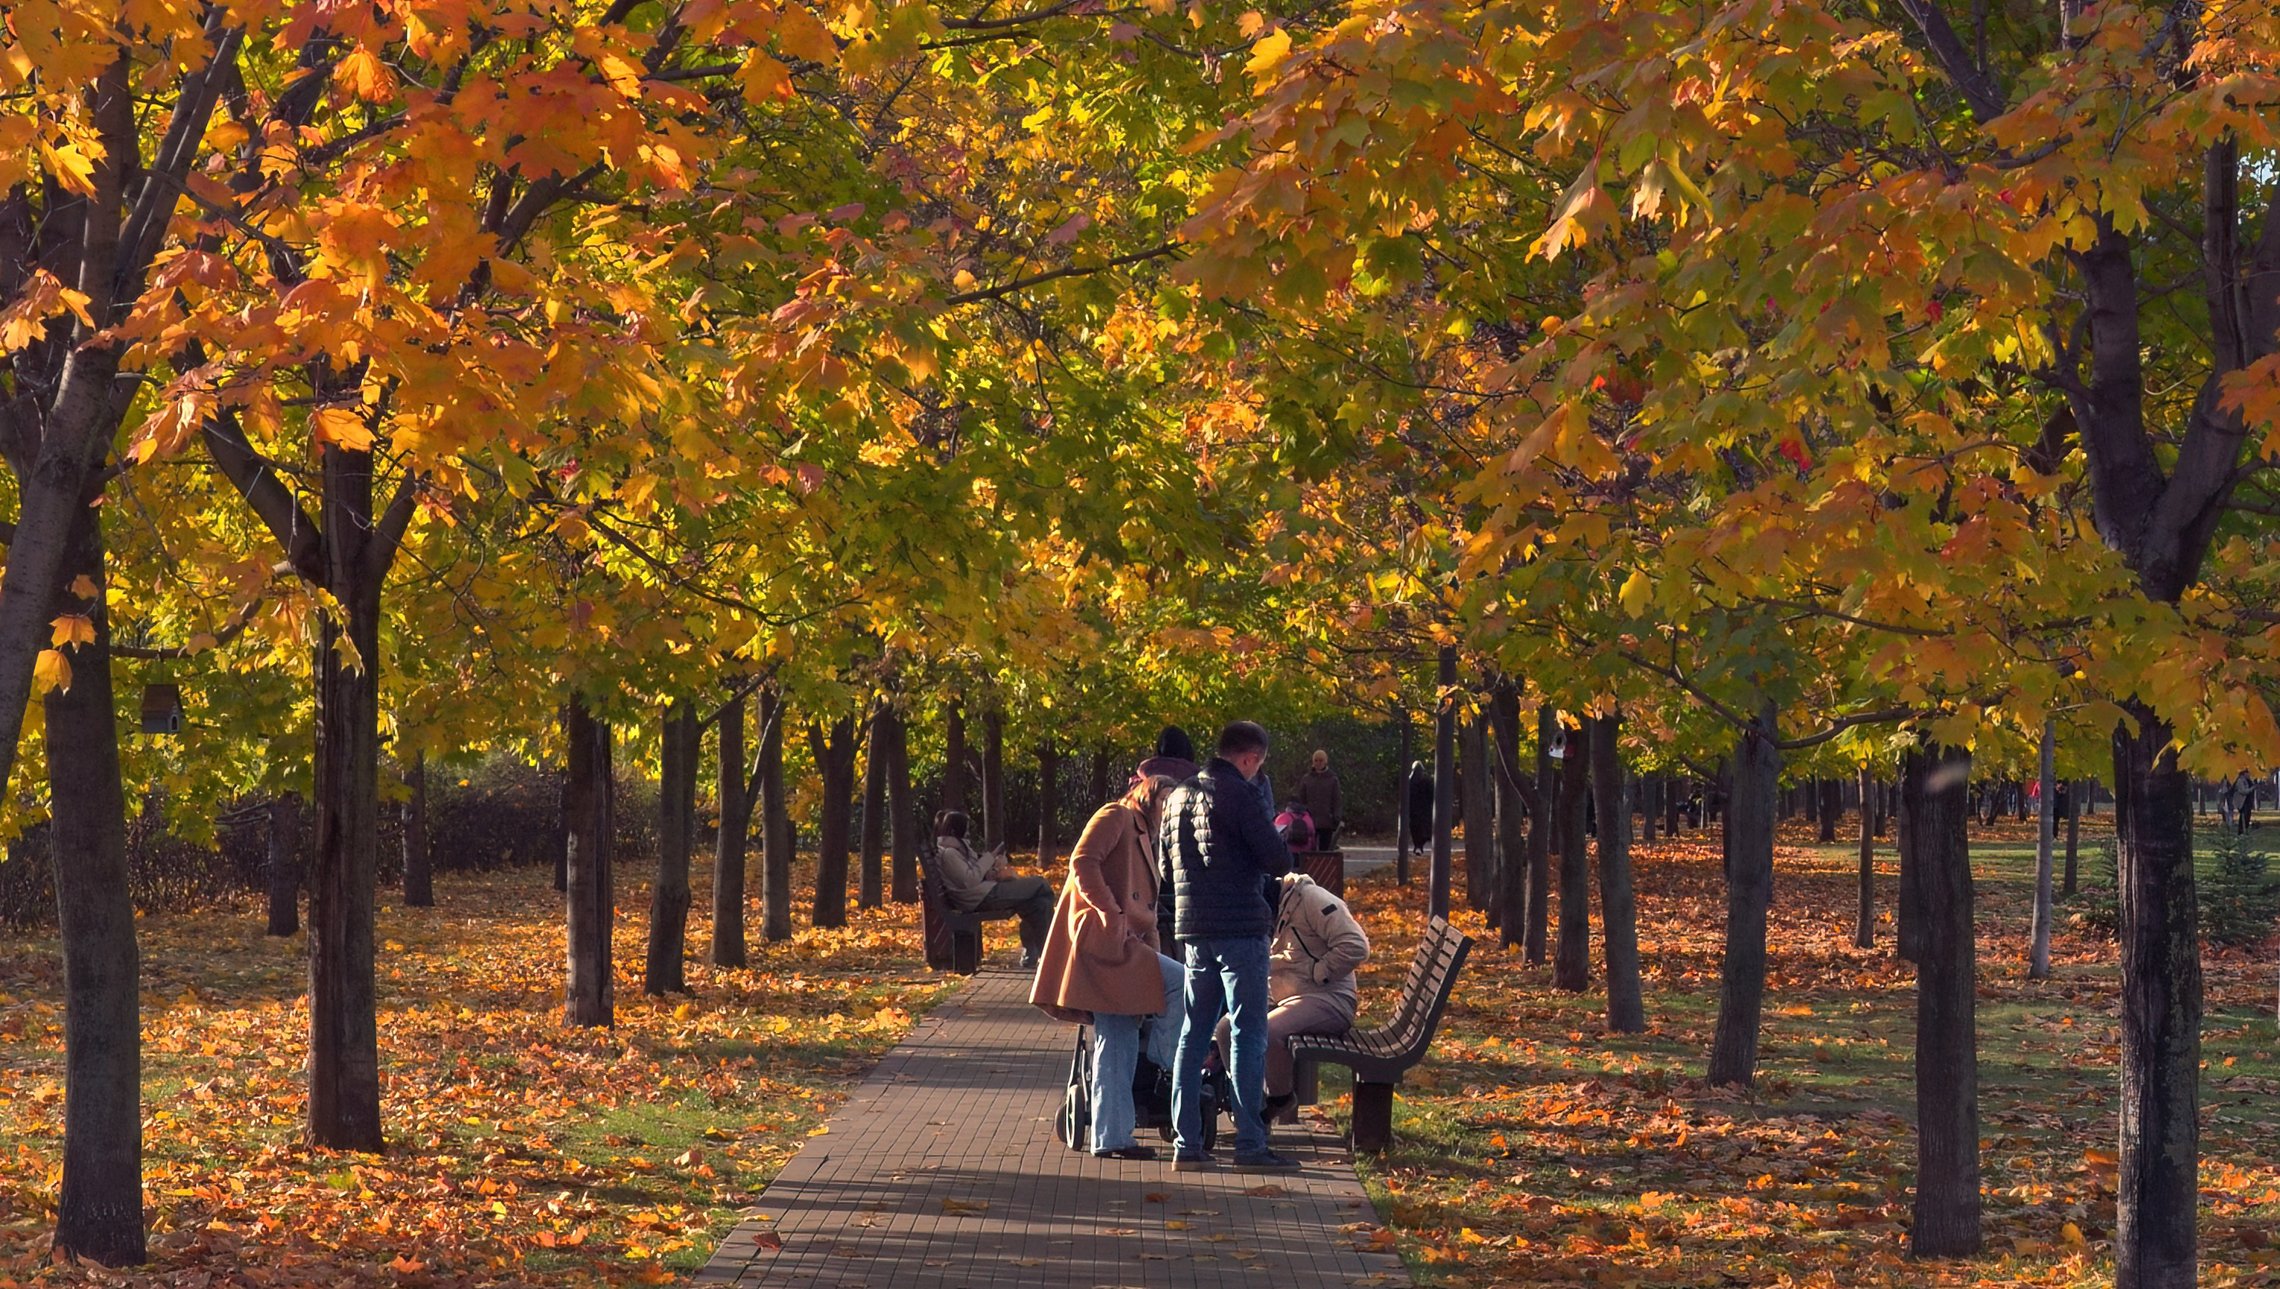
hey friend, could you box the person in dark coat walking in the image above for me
[1403,761,1434,850]
[1292,749,1344,850]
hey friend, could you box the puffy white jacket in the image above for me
[1268,873,1370,1017]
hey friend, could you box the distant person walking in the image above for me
[1292,749,1344,851]
[2234,770,2258,834]
[1404,760,1434,853]
[1162,721,1299,1173]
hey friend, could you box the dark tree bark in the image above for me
[564,694,615,1028]
[1086,741,1112,811]
[44,501,144,1265]
[711,691,750,968]
[857,701,886,909]
[944,698,969,817]
[267,795,302,937]
[1524,704,1555,964]
[1817,778,1841,843]
[758,689,793,943]
[1590,712,1644,1032]
[1855,765,1876,950]
[810,714,857,929]
[1552,713,1593,993]
[1901,741,1982,1258]
[1488,683,1536,953]
[1898,777,1925,966]
[2112,706,2202,1286]
[1429,646,1457,920]
[1666,775,1684,836]
[2062,778,2084,897]
[1640,774,1659,845]
[980,704,1007,852]
[1035,740,1061,865]
[2031,719,2057,981]
[882,703,918,903]
[305,456,387,1150]
[1708,705,1778,1087]
[401,756,432,909]
[646,701,697,994]
[1460,705,1495,912]
[1874,777,1890,838]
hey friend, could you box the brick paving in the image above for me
[694,966,1414,1288]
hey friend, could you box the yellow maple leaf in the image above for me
[313,407,376,452]
[33,648,70,695]
[49,614,95,648]
[334,47,397,102]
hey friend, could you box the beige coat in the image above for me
[1268,873,1370,1018]
[1029,800,1167,1024]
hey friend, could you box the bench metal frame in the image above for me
[1288,915,1471,1152]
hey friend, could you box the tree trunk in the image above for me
[2112,704,2202,1288]
[883,703,918,903]
[1460,704,1495,912]
[1902,741,1983,1258]
[1429,645,1457,920]
[1036,740,1061,865]
[646,701,697,994]
[1874,777,1890,838]
[1524,704,1554,964]
[980,705,1007,852]
[857,702,886,909]
[758,688,793,943]
[1708,705,1778,1087]
[810,715,857,929]
[1553,713,1593,993]
[2062,778,2084,898]
[1489,684,1532,953]
[1394,704,1413,885]
[711,691,750,967]
[1897,775,1924,965]
[1087,741,1112,810]
[564,693,615,1028]
[1817,778,1841,843]
[944,699,970,818]
[1666,775,1684,836]
[267,795,302,937]
[1590,712,1644,1032]
[2030,718,2057,982]
[306,469,385,1149]
[401,756,432,908]
[1640,774,1659,845]
[1855,765,1875,950]
[44,501,145,1265]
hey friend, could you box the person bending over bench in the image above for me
[1219,871,1370,1121]
[933,810,1054,969]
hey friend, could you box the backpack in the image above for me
[1275,805,1316,851]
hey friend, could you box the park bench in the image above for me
[917,839,1020,974]
[1288,914,1471,1152]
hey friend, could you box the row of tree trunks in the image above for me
[1903,742,1982,1257]
[1393,704,1414,886]
[402,757,432,909]
[1460,710,1494,914]
[1524,704,1554,964]
[1488,684,1532,953]
[1817,778,1842,843]
[1589,712,1644,1032]
[859,702,887,909]
[2029,720,2057,981]
[1036,740,1061,865]
[980,706,1006,851]
[884,703,919,903]
[712,691,751,968]
[564,695,615,1028]
[1552,715,1592,993]
[758,690,794,943]
[810,716,858,928]
[1856,766,1876,950]
[943,699,970,817]
[1429,646,1457,920]
[646,703,698,995]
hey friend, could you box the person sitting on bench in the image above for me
[1218,870,1370,1119]
[933,810,1054,969]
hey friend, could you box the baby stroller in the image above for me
[1056,1022,1229,1153]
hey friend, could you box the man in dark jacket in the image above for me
[1292,749,1344,850]
[1161,721,1298,1173]
[1404,760,1434,851]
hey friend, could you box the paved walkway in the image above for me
[695,968,1413,1289]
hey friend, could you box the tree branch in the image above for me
[945,242,1181,306]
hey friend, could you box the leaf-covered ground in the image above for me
[1331,818,2280,1287]
[0,864,960,1287]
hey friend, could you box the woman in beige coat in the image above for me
[1030,775,1184,1159]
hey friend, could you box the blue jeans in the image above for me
[1089,953,1185,1152]
[1172,935,1271,1158]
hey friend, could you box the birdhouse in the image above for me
[140,684,184,735]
